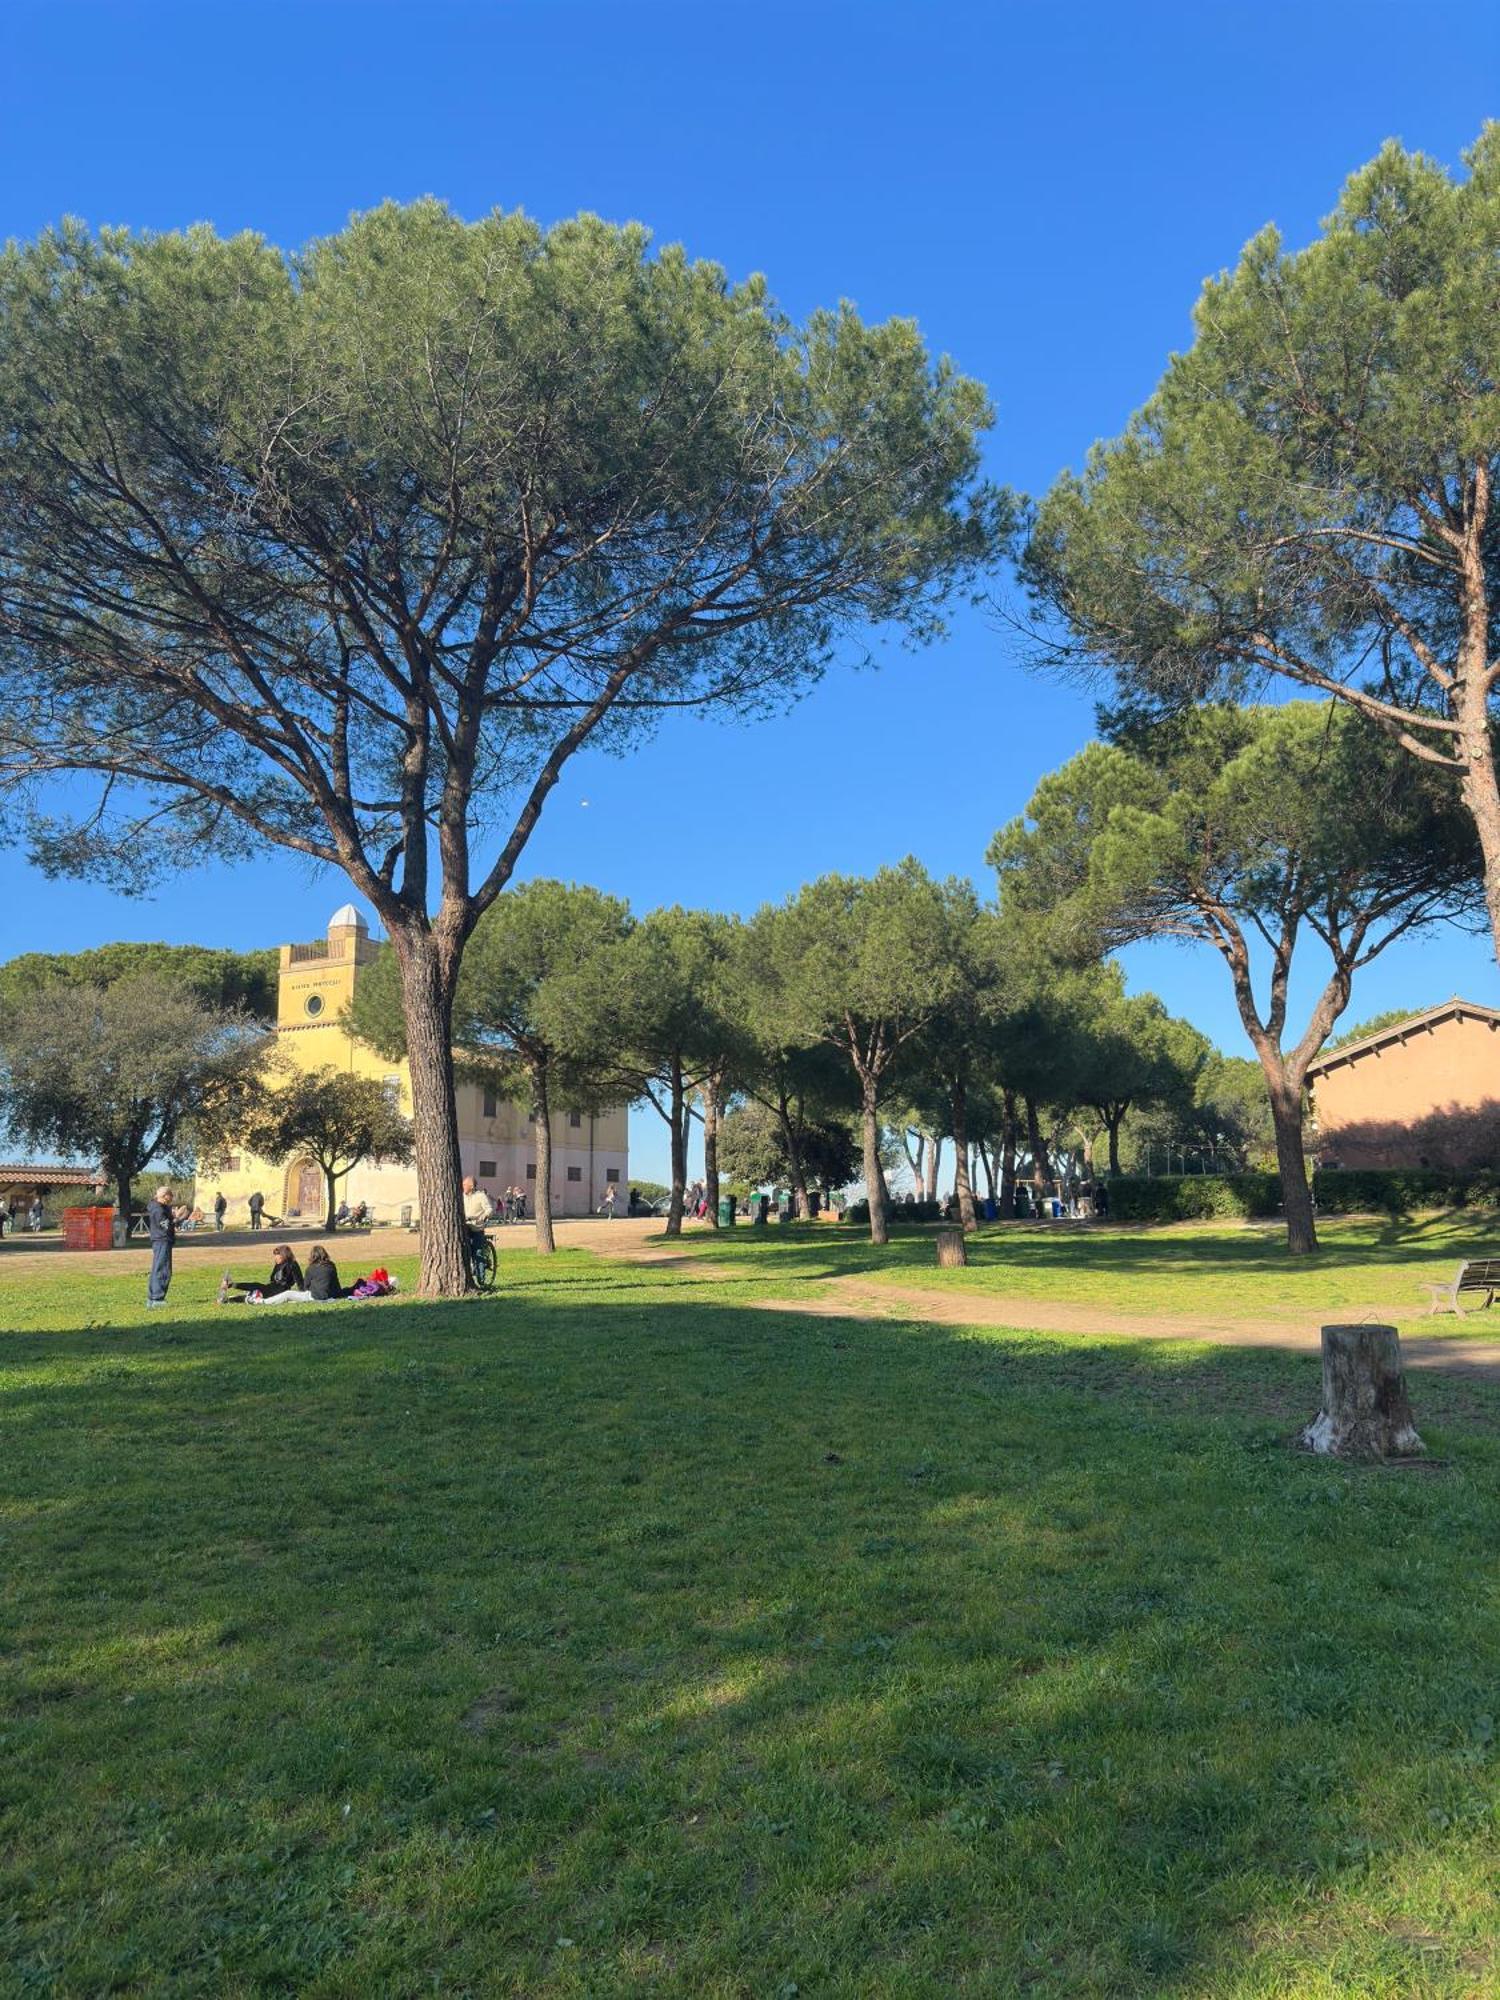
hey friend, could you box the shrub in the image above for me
[1107,1174,1282,1222]
[1107,1166,1500,1223]
[841,1197,946,1226]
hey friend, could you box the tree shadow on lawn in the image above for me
[4,1293,1499,1996]
[686,1211,1494,1290]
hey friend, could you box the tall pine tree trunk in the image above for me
[702,1074,722,1228]
[927,1135,943,1202]
[1025,1096,1052,1194]
[1265,1066,1317,1254]
[1001,1089,1018,1211]
[531,1062,556,1254]
[664,1060,687,1237]
[951,1077,977,1232]
[861,1075,888,1245]
[390,923,469,1296]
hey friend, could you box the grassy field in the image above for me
[691,1211,1500,1329]
[3,1240,1500,1996]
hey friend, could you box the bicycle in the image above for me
[466,1229,498,1291]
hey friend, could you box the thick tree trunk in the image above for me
[861,1077,888,1245]
[392,927,469,1296]
[1107,1112,1124,1178]
[1264,1065,1317,1254]
[775,1093,812,1219]
[531,1063,556,1255]
[665,1060,687,1236]
[324,1165,339,1233]
[1299,1324,1424,1460]
[115,1164,133,1236]
[1001,1090,1018,1209]
[702,1075,721,1229]
[935,1229,968,1268]
[1453,500,1500,962]
[927,1135,943,1203]
[950,1078,977,1232]
[1025,1096,1051,1193]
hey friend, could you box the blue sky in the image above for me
[3,0,1498,1182]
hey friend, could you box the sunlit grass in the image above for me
[690,1211,1500,1333]
[2,1243,1498,1994]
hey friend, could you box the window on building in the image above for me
[605,1167,620,1183]
[525,1163,537,1179]
[223,1155,241,1173]
[567,1165,582,1181]
[482,1086,498,1118]
[479,1159,497,1178]
[568,1111,583,1128]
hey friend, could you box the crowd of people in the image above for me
[0,1193,45,1236]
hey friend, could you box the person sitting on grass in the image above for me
[304,1244,343,1301]
[218,1243,305,1305]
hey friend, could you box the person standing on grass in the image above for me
[145,1183,179,1307]
[248,1190,265,1231]
[27,1196,43,1232]
[213,1191,227,1230]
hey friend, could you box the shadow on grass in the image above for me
[4,1288,1498,1995]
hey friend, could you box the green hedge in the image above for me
[1107,1167,1500,1223]
[842,1198,946,1226]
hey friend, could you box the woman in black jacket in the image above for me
[305,1245,343,1301]
[218,1245,305,1304]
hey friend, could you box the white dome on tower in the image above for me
[328,903,368,935]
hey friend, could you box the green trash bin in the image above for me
[717,1195,735,1227]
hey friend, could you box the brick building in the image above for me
[1306,999,1500,1171]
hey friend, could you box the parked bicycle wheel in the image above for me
[469,1235,497,1291]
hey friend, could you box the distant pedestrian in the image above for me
[248,1190,265,1231]
[146,1184,180,1306]
[598,1184,617,1219]
[213,1191,227,1231]
[27,1197,43,1233]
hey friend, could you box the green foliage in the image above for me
[0,973,271,1209]
[0,203,1006,892]
[0,942,277,1019]
[1106,1174,1286,1222]
[1023,127,1500,750]
[1327,1006,1434,1051]
[841,1196,946,1225]
[717,1099,859,1192]
[239,1067,414,1227]
[1108,1166,1500,1223]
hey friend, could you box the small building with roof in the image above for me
[204,905,628,1224]
[1306,998,1500,1171]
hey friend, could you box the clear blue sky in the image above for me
[3,0,1497,1182]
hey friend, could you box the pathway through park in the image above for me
[564,1219,1500,1382]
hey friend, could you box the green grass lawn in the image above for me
[691,1211,1500,1330]
[3,1245,1500,1996]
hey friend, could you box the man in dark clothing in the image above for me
[146,1184,179,1306]
[213,1192,227,1231]
[248,1191,265,1230]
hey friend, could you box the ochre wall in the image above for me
[205,914,629,1223]
[1310,1013,1500,1170]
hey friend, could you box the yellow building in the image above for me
[206,904,629,1223]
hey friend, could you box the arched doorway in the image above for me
[286,1159,322,1217]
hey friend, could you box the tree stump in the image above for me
[1298,1323,1425,1461]
[935,1229,968,1268]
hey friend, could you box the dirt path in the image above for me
[552,1224,1500,1381]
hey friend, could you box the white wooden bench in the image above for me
[1424,1257,1500,1316]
